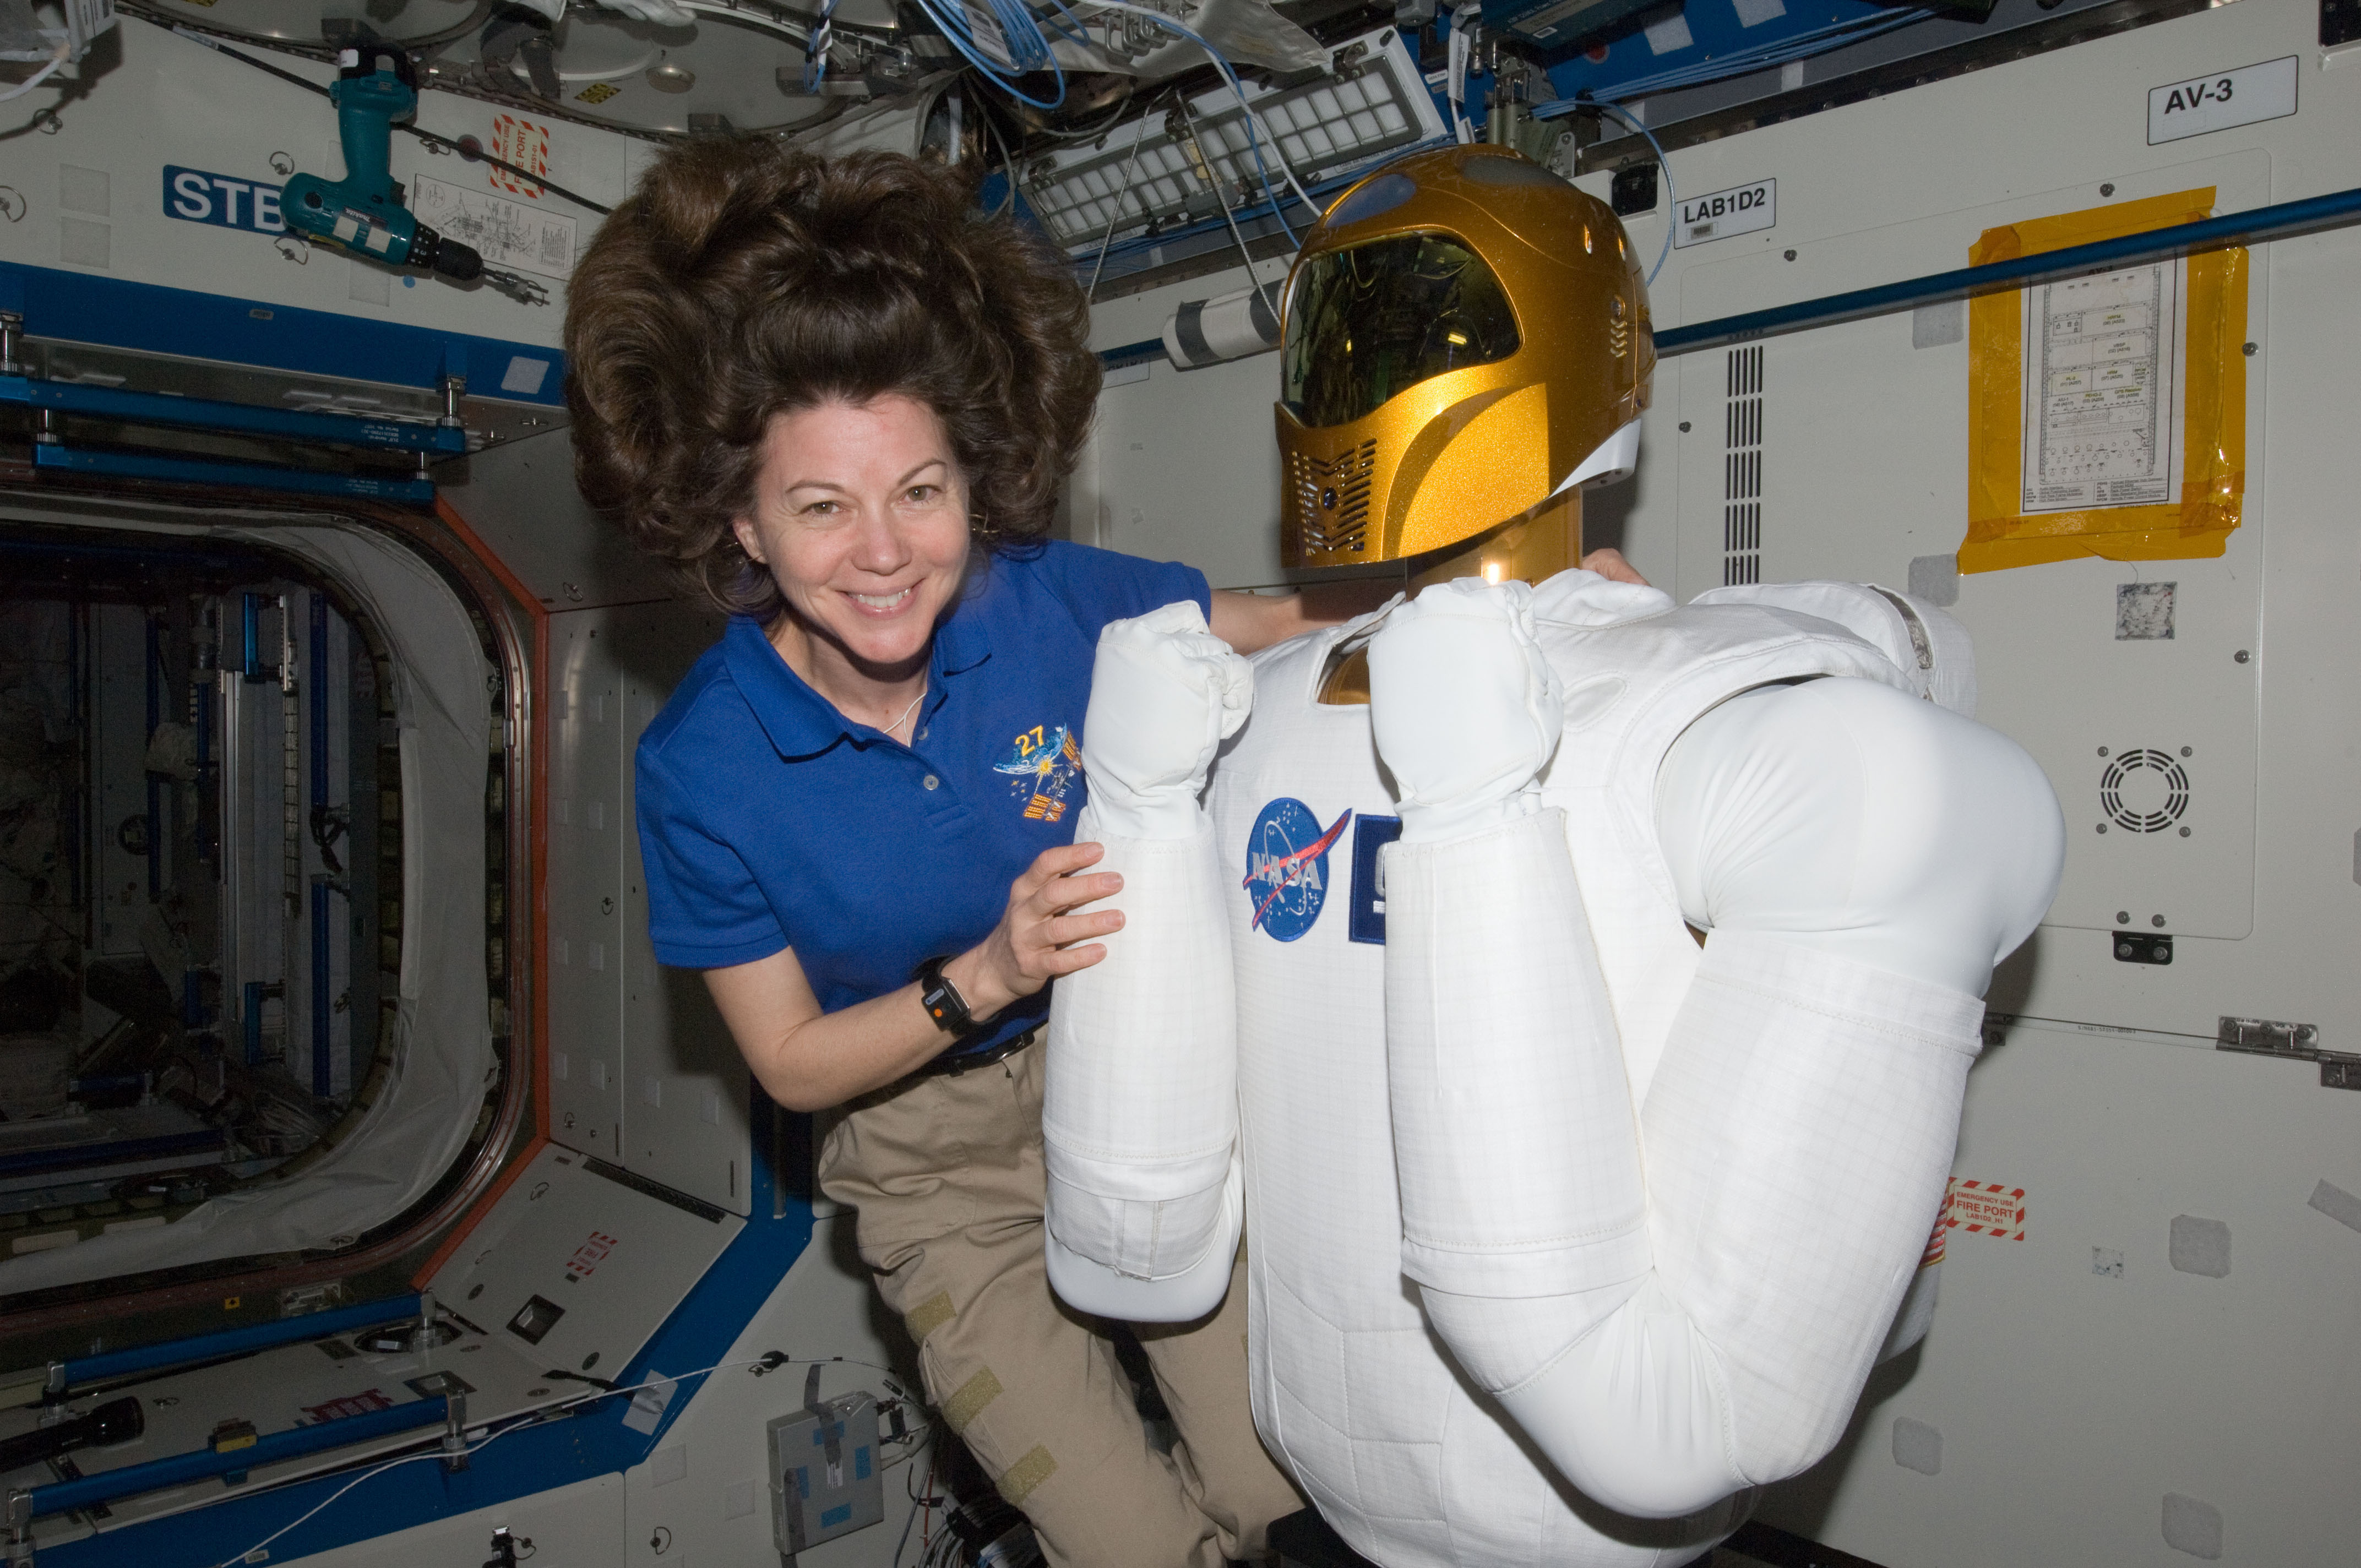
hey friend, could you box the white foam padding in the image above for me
[1365,578,1562,846]
[1654,678,2063,999]
[1074,599,1253,841]
[1383,809,1648,1298]
[1391,803,1988,1518]
[1042,808,1240,1309]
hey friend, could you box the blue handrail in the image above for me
[1651,184,2361,356]
[0,375,466,455]
[25,1397,449,1520]
[58,1294,421,1390]
[31,445,436,504]
[1092,184,2361,371]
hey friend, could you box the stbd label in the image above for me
[2148,56,2297,145]
[1673,178,1775,249]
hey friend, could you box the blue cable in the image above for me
[910,0,1068,108]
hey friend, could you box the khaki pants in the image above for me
[820,1038,1303,1568]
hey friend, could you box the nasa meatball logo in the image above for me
[1242,798,1352,941]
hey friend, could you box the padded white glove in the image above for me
[1367,578,1563,844]
[1079,600,1254,840]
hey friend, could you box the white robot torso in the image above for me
[1212,575,1914,1567]
[1043,570,2064,1568]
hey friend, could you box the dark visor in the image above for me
[1281,232,1520,429]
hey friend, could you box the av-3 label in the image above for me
[2148,56,2295,145]
[1673,179,1775,249]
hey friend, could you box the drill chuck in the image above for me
[410,222,483,282]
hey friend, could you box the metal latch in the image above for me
[2216,1017,2318,1056]
[2216,1016,2360,1090]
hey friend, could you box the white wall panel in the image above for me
[621,1215,926,1568]
[548,611,626,1162]
[611,601,749,1215]
[0,17,640,348]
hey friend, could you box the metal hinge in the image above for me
[2216,1016,2361,1090]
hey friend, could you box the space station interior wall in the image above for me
[0,507,497,1293]
[1073,252,1304,592]
[540,595,754,1213]
[0,14,654,352]
[1088,4,2360,1564]
[434,442,757,1217]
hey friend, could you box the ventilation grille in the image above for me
[1291,440,1378,555]
[2099,748,2191,832]
[1722,345,1762,586]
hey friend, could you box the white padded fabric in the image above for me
[1074,598,1255,841]
[1043,569,2055,1565]
[1691,581,1976,717]
[1394,858,1986,1516]
[1047,1161,1242,1322]
[1655,679,2064,998]
[1044,602,1257,1315]
[1042,808,1242,1306]
[1364,579,1562,845]
[1383,810,1648,1298]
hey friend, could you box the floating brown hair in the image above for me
[564,137,1101,619]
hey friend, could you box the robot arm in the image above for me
[1042,603,1253,1322]
[1371,585,2063,1519]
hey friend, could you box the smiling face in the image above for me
[732,395,972,705]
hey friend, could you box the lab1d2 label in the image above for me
[163,165,287,234]
[2147,56,2296,145]
[1673,179,1775,249]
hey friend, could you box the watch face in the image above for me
[920,965,969,1033]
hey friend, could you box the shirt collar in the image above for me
[722,591,995,761]
[933,556,1003,676]
[723,616,846,760]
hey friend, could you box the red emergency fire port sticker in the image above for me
[1945,1178,2026,1241]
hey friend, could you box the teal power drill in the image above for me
[281,46,482,282]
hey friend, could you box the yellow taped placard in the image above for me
[1961,188,2248,574]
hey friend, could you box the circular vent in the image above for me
[2099,748,2190,832]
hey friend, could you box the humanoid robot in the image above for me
[1042,145,2065,1566]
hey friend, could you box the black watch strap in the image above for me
[915,956,975,1037]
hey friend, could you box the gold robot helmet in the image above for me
[1275,143,1655,569]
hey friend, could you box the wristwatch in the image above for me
[914,956,975,1037]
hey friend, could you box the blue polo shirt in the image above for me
[635,540,1211,1061]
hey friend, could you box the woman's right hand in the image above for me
[949,842,1124,1019]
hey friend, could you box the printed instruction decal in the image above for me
[1959,187,2248,574]
[2019,261,2187,514]
[411,175,578,279]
